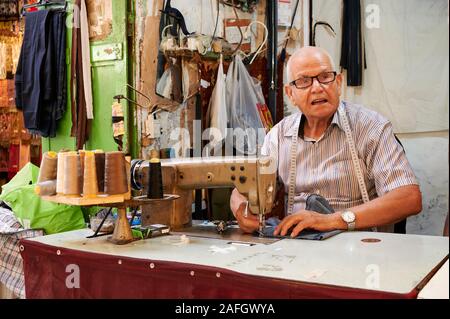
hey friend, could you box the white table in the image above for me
[417,260,449,299]
[20,227,448,298]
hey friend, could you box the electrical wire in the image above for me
[230,6,244,56]
[242,20,268,64]
[280,0,300,62]
[208,0,220,50]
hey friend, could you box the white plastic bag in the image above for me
[206,55,228,149]
[226,54,266,155]
[156,67,173,99]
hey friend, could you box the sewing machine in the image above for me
[130,156,277,234]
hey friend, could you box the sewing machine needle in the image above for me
[258,213,265,237]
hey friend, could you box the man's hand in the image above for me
[234,201,259,234]
[273,210,341,237]
[230,188,259,234]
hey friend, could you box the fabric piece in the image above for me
[70,0,90,150]
[15,10,50,130]
[51,11,67,125]
[261,194,343,240]
[262,217,342,240]
[0,205,20,233]
[0,206,44,299]
[32,10,66,138]
[340,0,365,86]
[80,0,93,120]
[261,101,419,214]
[14,9,66,137]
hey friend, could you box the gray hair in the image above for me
[286,46,336,83]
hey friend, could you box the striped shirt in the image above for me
[261,101,419,214]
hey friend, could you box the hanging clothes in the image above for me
[80,0,93,120]
[15,9,67,137]
[340,0,366,86]
[37,10,67,138]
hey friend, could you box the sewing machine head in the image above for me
[130,156,277,230]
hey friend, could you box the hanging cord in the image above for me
[280,0,300,63]
[312,21,335,46]
[208,0,220,51]
[230,6,244,56]
[242,20,268,64]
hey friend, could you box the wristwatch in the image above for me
[341,211,356,231]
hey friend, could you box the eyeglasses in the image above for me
[289,71,337,89]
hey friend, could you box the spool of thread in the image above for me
[35,180,57,196]
[63,152,82,196]
[78,150,86,186]
[37,151,58,183]
[82,151,98,198]
[94,150,105,193]
[148,157,164,199]
[104,151,128,195]
[56,151,68,194]
[160,148,175,159]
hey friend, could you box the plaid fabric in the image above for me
[0,206,43,298]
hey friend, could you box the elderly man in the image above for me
[230,46,422,237]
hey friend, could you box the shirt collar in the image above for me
[283,101,345,137]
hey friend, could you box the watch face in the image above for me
[343,211,355,223]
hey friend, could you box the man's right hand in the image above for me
[230,188,259,234]
[234,201,259,234]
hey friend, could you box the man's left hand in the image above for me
[273,210,340,237]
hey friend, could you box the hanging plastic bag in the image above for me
[205,55,228,152]
[226,54,271,155]
[156,67,173,100]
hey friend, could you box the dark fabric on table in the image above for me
[260,194,343,240]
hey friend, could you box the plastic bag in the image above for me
[156,67,173,99]
[225,54,270,155]
[0,163,86,235]
[156,58,183,103]
[206,55,228,149]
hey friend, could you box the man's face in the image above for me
[285,54,342,121]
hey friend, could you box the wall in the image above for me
[397,131,449,236]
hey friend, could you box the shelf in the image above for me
[41,193,130,207]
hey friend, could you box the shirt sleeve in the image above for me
[365,121,419,196]
[261,125,279,157]
[260,125,280,175]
